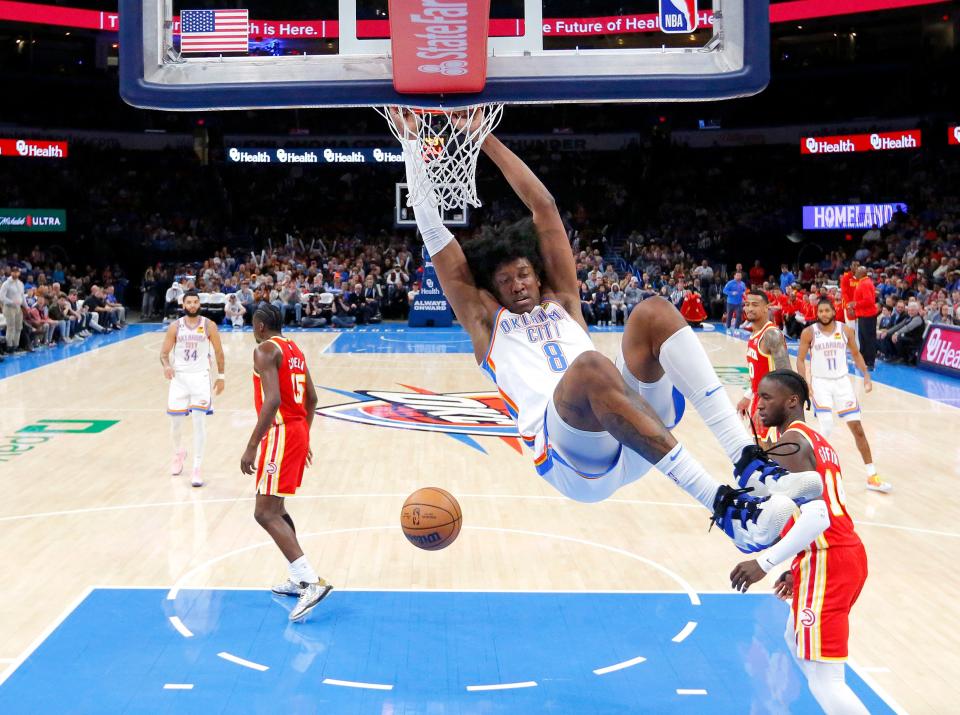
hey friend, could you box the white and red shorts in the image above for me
[256,420,309,497]
[789,543,868,661]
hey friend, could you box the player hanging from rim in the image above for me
[796,298,892,494]
[389,109,824,554]
[240,303,332,622]
[737,290,792,444]
[730,370,870,715]
[160,289,225,487]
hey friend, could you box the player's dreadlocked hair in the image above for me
[764,369,811,410]
[461,218,544,295]
[253,302,283,333]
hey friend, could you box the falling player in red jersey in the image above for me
[737,290,792,443]
[240,303,332,622]
[730,370,870,715]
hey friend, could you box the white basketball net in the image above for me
[376,104,504,211]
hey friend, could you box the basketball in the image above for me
[400,487,462,551]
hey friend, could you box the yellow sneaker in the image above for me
[866,475,892,493]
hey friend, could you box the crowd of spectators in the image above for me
[1,131,957,373]
[0,246,129,358]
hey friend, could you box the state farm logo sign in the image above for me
[950,126,960,146]
[920,326,960,375]
[801,130,921,155]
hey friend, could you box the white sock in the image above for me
[799,660,870,715]
[288,555,318,585]
[190,410,206,469]
[169,416,183,451]
[658,327,753,462]
[865,463,876,477]
[654,444,720,510]
[816,412,835,437]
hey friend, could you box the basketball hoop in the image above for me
[376,104,504,212]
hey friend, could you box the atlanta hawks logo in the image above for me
[316,385,522,453]
[265,462,278,475]
[800,608,817,627]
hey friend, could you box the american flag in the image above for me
[180,9,249,54]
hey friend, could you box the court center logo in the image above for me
[317,385,519,454]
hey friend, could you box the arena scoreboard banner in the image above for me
[227,147,403,164]
[0,209,66,232]
[802,203,907,230]
[0,138,68,159]
[950,126,960,146]
[800,130,921,154]
[919,324,960,378]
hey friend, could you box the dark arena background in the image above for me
[0,1,957,713]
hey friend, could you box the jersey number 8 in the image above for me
[542,342,568,372]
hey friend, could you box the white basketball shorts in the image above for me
[167,371,213,415]
[811,376,860,422]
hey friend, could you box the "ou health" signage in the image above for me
[0,209,66,232]
[800,130,921,155]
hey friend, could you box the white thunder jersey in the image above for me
[481,300,595,439]
[173,316,212,374]
[810,322,849,378]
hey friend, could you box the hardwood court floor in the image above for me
[0,324,956,713]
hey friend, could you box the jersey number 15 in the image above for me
[291,374,306,404]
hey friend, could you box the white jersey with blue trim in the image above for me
[481,300,596,439]
[810,322,849,379]
[173,316,212,375]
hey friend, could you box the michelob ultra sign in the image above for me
[0,209,66,232]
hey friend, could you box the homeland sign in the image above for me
[918,324,960,378]
[802,203,907,230]
[0,209,66,232]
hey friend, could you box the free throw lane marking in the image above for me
[323,678,394,691]
[217,651,269,672]
[467,681,538,691]
[672,620,698,642]
[593,655,647,675]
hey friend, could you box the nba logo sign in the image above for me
[660,0,698,34]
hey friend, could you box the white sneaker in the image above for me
[734,445,823,504]
[271,579,303,597]
[171,449,186,476]
[191,468,203,487]
[866,475,893,493]
[289,580,333,622]
[711,486,797,554]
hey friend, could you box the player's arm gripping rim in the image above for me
[795,326,814,385]
[159,321,178,380]
[389,109,500,363]
[206,318,226,395]
[729,431,829,592]
[762,326,793,371]
[480,136,585,328]
[240,341,282,475]
[843,323,873,392]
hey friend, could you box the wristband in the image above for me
[217,374,225,380]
